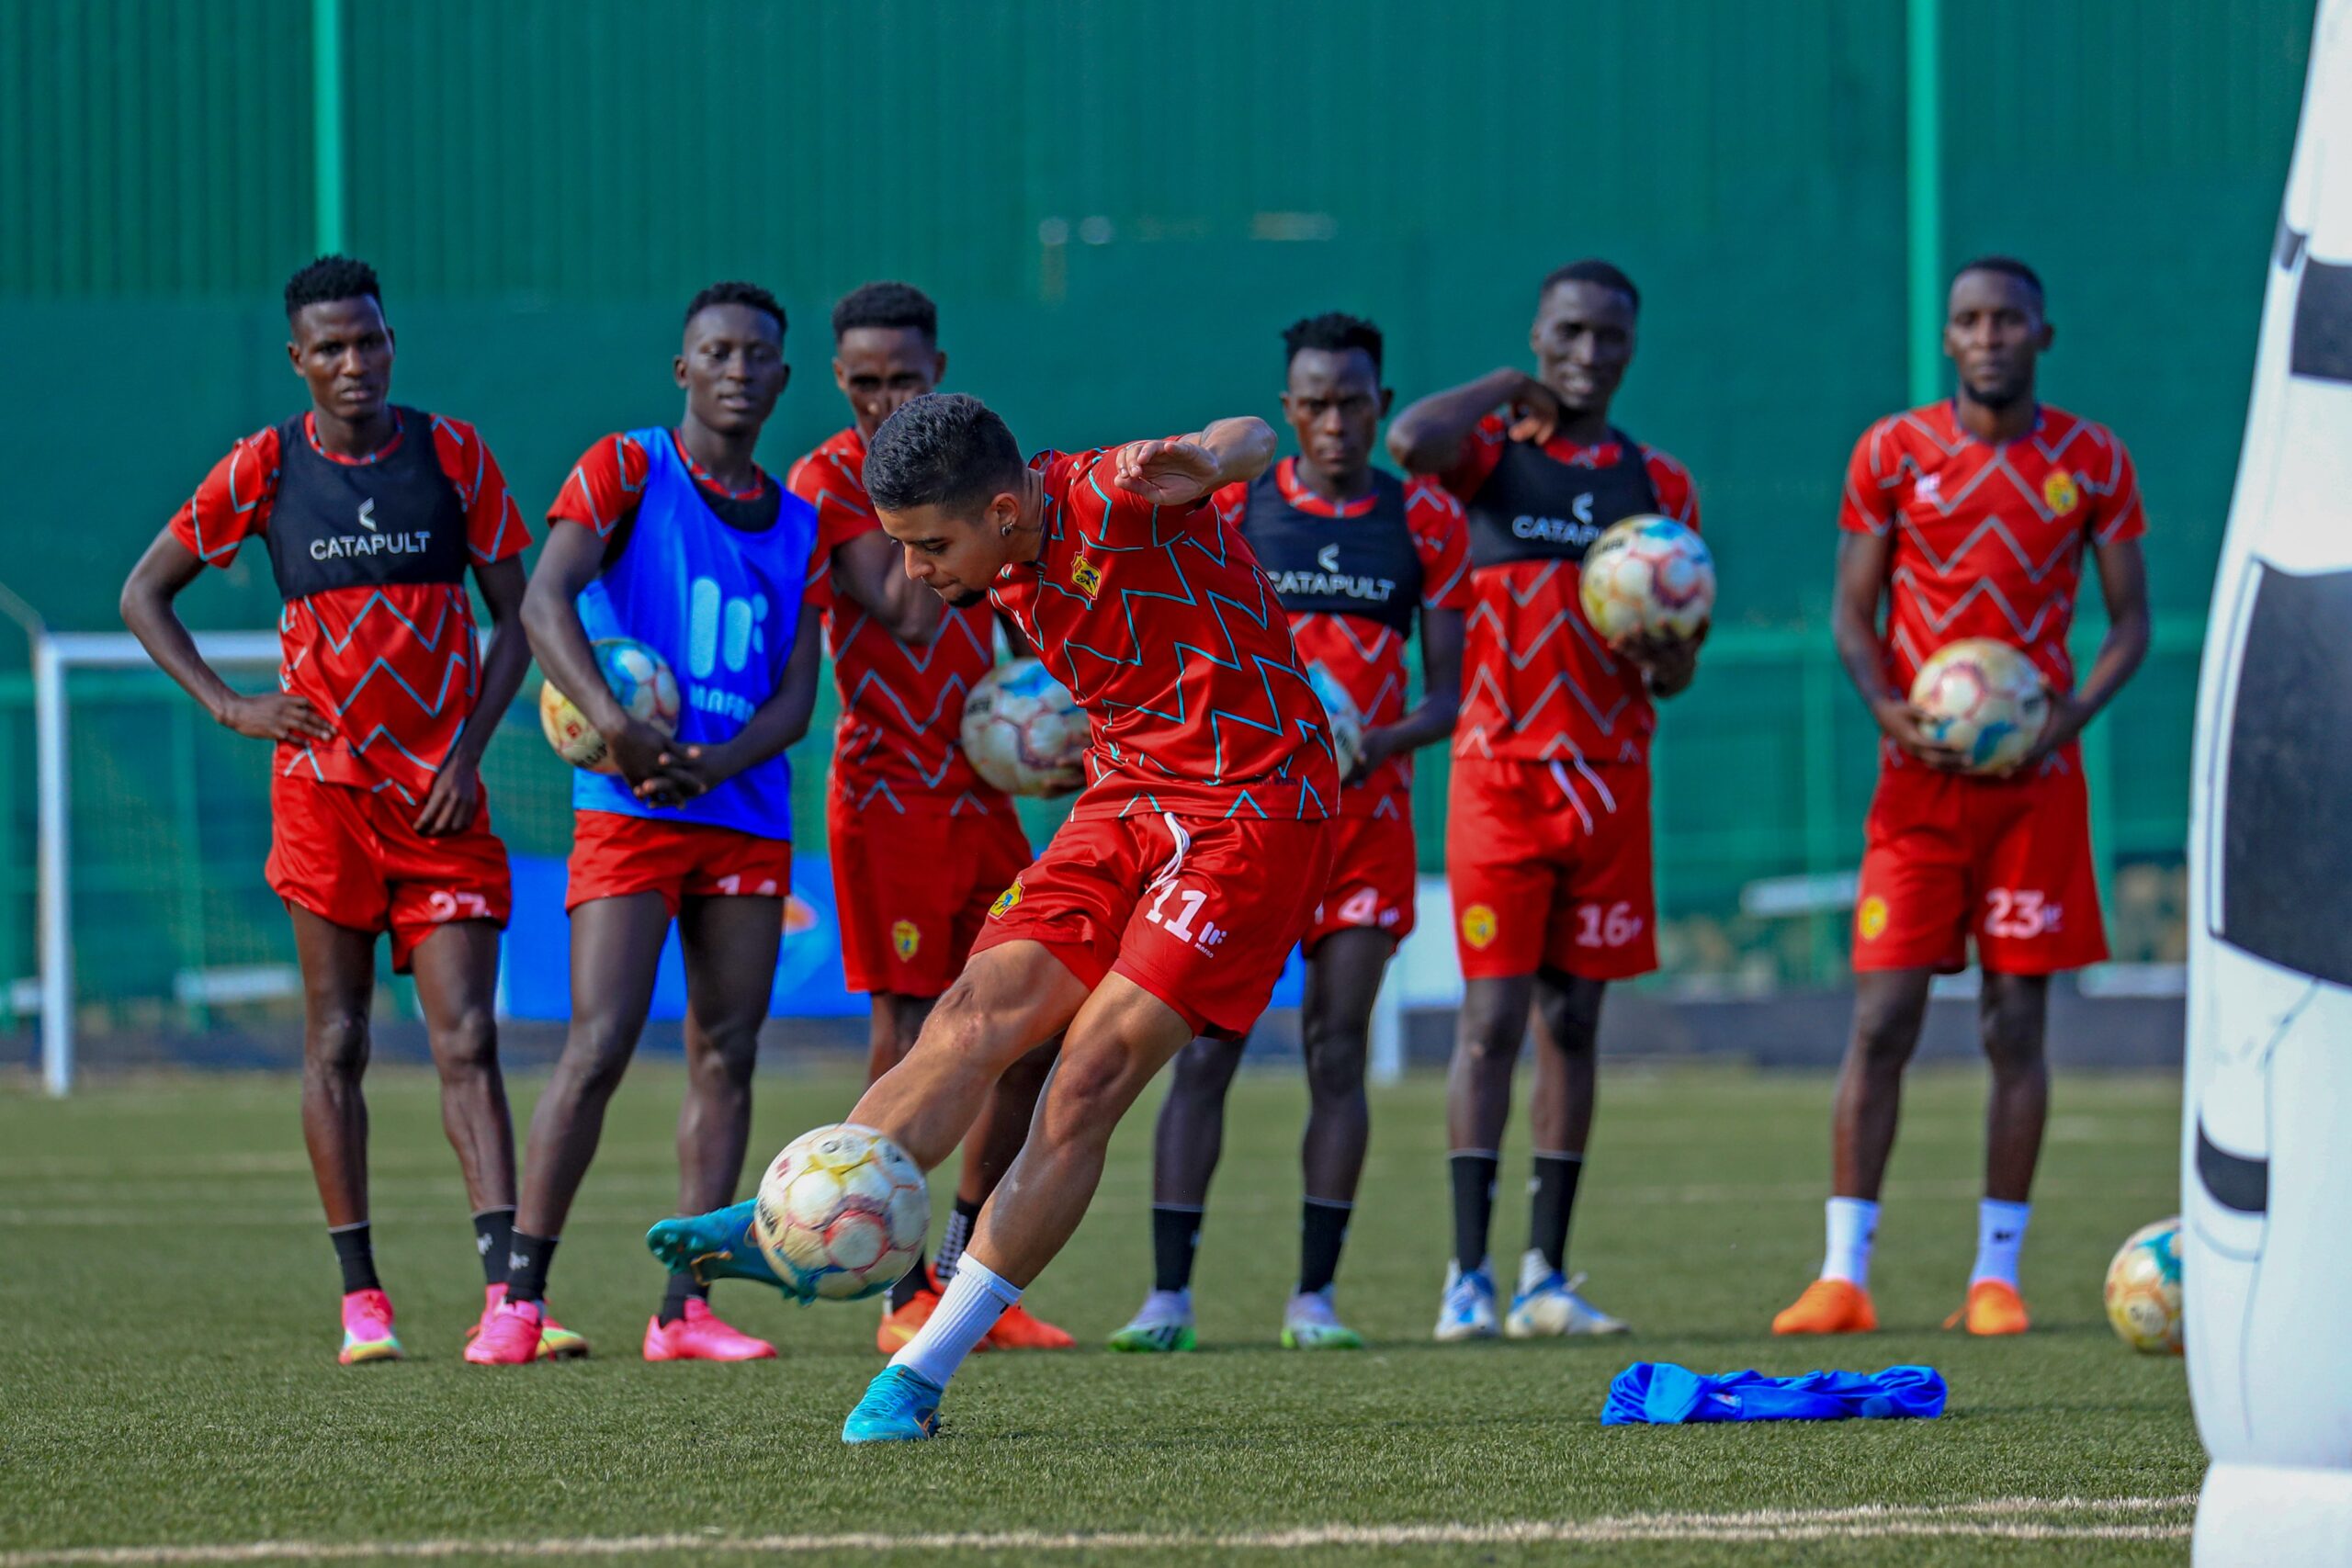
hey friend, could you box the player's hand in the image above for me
[605,718,679,805]
[1619,626,1706,698]
[1348,726,1400,785]
[1113,438,1222,506]
[2007,689,2087,773]
[217,692,336,744]
[1506,376,1565,445]
[1871,695,1970,771]
[643,740,742,805]
[413,756,481,837]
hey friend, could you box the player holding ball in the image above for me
[1772,257,2150,1338]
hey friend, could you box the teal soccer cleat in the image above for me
[842,1365,944,1443]
[644,1200,808,1299]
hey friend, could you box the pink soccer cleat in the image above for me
[465,1294,546,1365]
[338,1288,403,1365]
[466,1284,590,1361]
[642,1298,777,1362]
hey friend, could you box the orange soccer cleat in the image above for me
[1771,1277,1879,1336]
[876,1269,944,1355]
[983,1301,1076,1350]
[1945,1279,2030,1336]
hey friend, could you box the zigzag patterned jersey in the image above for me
[1839,401,2145,701]
[990,447,1341,822]
[169,412,529,803]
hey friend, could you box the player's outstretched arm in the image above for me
[831,529,944,645]
[414,555,531,835]
[2016,534,2149,770]
[1831,530,1963,770]
[522,518,674,796]
[119,529,334,744]
[656,606,825,802]
[1113,418,1275,506]
[1386,368,1555,474]
[1358,604,1464,781]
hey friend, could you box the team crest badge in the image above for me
[1460,903,1498,951]
[2041,469,2081,515]
[890,919,921,961]
[1071,554,1102,598]
[989,881,1023,919]
[1858,895,1890,942]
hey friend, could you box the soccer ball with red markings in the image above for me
[1577,515,1716,646]
[752,1123,929,1302]
[1908,637,2051,774]
[961,658,1088,796]
[538,637,681,773]
[2104,1216,2184,1355]
[1306,662,1365,779]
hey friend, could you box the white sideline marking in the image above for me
[0,1495,2197,1563]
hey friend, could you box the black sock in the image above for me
[1449,1153,1499,1277]
[330,1222,379,1294]
[936,1196,982,1283]
[1529,1153,1585,1273]
[473,1208,515,1287]
[659,1269,709,1325]
[888,1249,932,1313]
[504,1232,559,1305]
[1153,1205,1204,1294]
[1297,1199,1351,1296]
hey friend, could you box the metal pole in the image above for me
[35,636,72,1096]
[312,0,345,255]
[1905,0,1944,408]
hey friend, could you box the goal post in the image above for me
[35,629,283,1096]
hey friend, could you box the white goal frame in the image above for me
[34,629,283,1095]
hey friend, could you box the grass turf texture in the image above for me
[0,1061,2196,1566]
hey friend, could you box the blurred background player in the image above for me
[1388,260,1702,1342]
[649,392,1339,1441]
[119,255,549,1365]
[1772,257,2148,1339]
[470,282,825,1364]
[1111,312,1466,1353]
[788,282,1070,1353]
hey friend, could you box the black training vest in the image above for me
[1237,468,1421,637]
[263,408,469,602]
[1461,427,1658,570]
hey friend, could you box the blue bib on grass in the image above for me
[1601,1363,1947,1425]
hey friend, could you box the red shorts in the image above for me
[830,793,1035,998]
[1446,756,1657,982]
[970,811,1335,1038]
[1303,813,1419,953]
[266,769,512,973]
[566,810,793,917]
[1854,754,2108,975]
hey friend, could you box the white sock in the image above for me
[889,1256,1020,1388]
[1971,1199,2030,1287]
[1823,1197,1879,1288]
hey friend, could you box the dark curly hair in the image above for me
[284,254,381,319]
[684,280,786,337]
[863,393,1023,515]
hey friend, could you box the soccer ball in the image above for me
[1306,662,1364,778]
[539,637,681,773]
[752,1123,930,1302]
[1577,514,1716,645]
[2104,1216,2184,1354]
[1908,637,2051,774]
[961,658,1087,796]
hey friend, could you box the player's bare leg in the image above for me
[1114,1033,1245,1351]
[1510,970,1623,1336]
[1955,971,2048,1335]
[407,921,515,1217]
[1776,966,1933,1335]
[1283,927,1389,1346]
[1438,973,1532,1337]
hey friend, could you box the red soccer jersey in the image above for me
[990,447,1340,822]
[1440,415,1700,764]
[1212,458,1471,818]
[787,427,1012,818]
[169,411,528,803]
[1838,401,2144,694]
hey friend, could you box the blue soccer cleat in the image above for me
[842,1365,944,1443]
[644,1200,808,1300]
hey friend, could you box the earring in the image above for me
[1000,523,1013,537]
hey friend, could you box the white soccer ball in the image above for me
[1909,637,2051,774]
[2104,1216,2184,1355]
[961,658,1088,796]
[539,637,681,773]
[1306,661,1364,778]
[752,1123,930,1302]
[1577,514,1716,646]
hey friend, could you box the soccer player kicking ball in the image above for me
[789,282,1072,1355]
[1388,261,1702,1342]
[469,282,825,1365]
[120,255,562,1364]
[1111,313,1466,1353]
[650,392,1339,1440]
[1772,258,2148,1338]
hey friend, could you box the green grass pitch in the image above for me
[1,1059,2198,1566]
